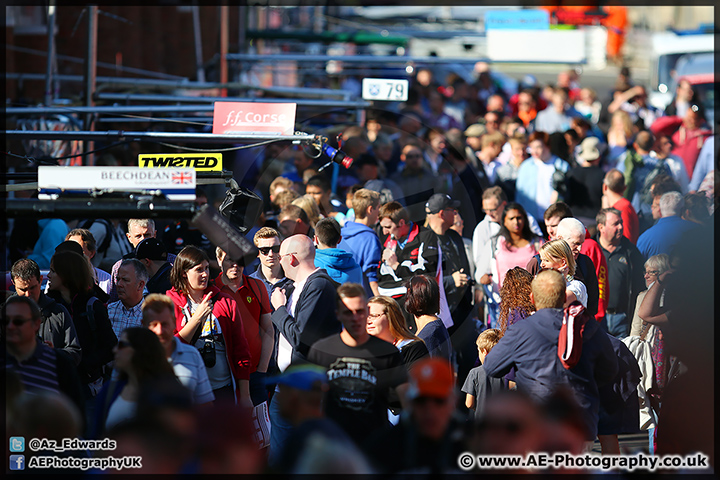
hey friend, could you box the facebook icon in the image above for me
[10,455,25,470]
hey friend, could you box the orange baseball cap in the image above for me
[407,358,455,400]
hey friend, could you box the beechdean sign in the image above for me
[37,166,196,201]
[212,102,296,135]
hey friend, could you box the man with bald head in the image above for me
[483,269,618,442]
[267,234,341,465]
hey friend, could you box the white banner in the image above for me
[37,166,196,201]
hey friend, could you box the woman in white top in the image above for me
[103,327,178,432]
[539,239,588,309]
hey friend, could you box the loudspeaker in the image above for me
[217,186,263,234]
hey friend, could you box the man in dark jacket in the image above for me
[134,237,173,295]
[422,194,475,383]
[8,258,82,366]
[3,296,85,415]
[483,269,618,440]
[268,234,341,465]
[595,208,646,339]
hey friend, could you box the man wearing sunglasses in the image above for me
[7,258,82,366]
[3,296,85,415]
[249,227,294,303]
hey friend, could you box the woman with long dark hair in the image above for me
[167,245,252,406]
[367,295,429,369]
[47,250,117,396]
[488,202,543,290]
[96,327,179,434]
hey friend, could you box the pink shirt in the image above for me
[495,236,542,288]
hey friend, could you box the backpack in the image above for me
[79,219,114,256]
[557,301,590,369]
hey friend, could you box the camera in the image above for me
[199,341,216,368]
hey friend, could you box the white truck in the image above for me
[648,30,713,111]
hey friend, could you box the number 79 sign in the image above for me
[362,78,409,102]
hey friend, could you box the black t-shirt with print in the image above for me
[307,334,407,445]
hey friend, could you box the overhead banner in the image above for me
[485,10,550,30]
[139,153,222,171]
[37,166,196,201]
[212,102,296,135]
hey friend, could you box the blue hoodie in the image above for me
[314,248,363,286]
[28,219,69,269]
[338,221,382,296]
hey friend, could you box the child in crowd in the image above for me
[461,328,506,420]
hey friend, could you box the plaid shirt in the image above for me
[107,299,144,338]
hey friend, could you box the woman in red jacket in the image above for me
[167,245,252,406]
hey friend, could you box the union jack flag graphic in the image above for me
[171,172,193,184]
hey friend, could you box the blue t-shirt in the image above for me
[416,319,452,363]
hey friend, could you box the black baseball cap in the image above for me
[135,238,168,261]
[425,193,460,215]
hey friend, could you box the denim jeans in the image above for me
[267,390,293,467]
[603,312,629,339]
[483,284,499,329]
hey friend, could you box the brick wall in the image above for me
[7,5,242,103]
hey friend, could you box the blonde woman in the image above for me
[366,295,429,369]
[539,239,588,308]
[607,110,634,164]
[292,194,323,227]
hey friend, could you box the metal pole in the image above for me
[6,98,371,114]
[3,130,319,144]
[3,73,350,98]
[192,4,206,83]
[84,6,98,166]
[219,6,229,97]
[94,91,352,103]
[44,2,56,106]
[5,198,199,219]
[238,5,247,56]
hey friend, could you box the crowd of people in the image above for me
[4,62,715,474]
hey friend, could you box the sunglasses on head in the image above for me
[116,340,132,349]
[258,245,281,256]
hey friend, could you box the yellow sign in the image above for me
[139,153,222,171]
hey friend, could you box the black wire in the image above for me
[5,140,133,163]
[5,151,57,166]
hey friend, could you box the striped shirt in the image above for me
[4,339,60,395]
[170,338,215,404]
[107,299,144,338]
